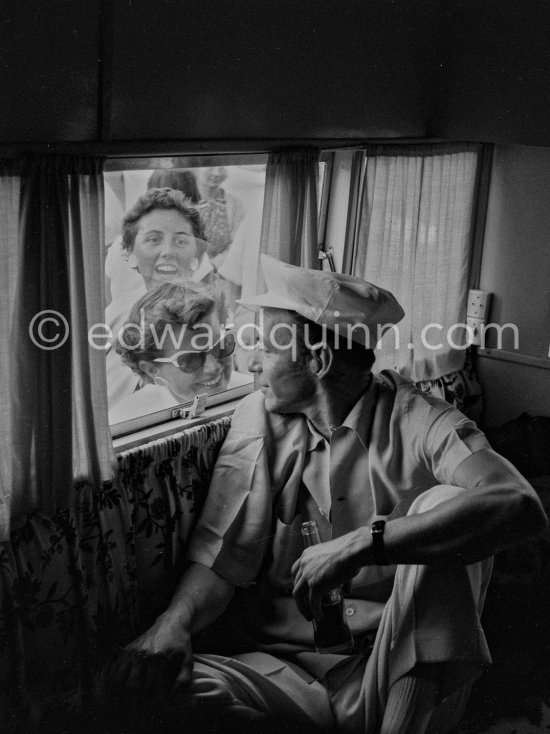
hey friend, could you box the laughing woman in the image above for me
[106,187,218,407]
[108,282,250,425]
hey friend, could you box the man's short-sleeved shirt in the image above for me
[187,370,491,650]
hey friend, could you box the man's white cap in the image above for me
[237,255,405,347]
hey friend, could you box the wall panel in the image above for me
[430,0,550,146]
[480,145,550,358]
[477,144,550,425]
[0,0,100,142]
[109,0,438,141]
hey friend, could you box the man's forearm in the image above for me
[358,481,547,568]
[159,562,235,635]
[115,563,235,692]
[293,475,546,619]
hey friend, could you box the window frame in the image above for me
[111,388,250,450]
[104,148,335,443]
[104,153,268,438]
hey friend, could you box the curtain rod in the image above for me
[0,137,458,159]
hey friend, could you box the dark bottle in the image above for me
[300,520,354,654]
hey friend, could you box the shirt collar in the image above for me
[305,417,326,453]
[304,373,379,453]
[340,373,378,450]
[191,252,214,283]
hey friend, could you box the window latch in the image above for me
[318,247,336,272]
[171,393,208,420]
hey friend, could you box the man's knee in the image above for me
[405,484,494,597]
[408,484,469,515]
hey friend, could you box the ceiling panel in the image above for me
[0,1,100,143]
[430,0,550,145]
[110,0,439,141]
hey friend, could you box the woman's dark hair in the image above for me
[115,281,226,382]
[147,169,201,203]
[121,187,206,255]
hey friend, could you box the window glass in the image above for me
[104,156,266,435]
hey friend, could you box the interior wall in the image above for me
[0,1,100,142]
[430,0,550,146]
[1,0,441,145]
[110,0,438,141]
[476,144,550,426]
[476,357,550,427]
[3,0,550,147]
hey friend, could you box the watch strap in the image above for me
[370,519,388,565]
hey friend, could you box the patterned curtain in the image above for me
[414,348,483,422]
[0,417,231,731]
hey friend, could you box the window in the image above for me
[339,144,481,382]
[104,154,267,437]
[103,151,332,438]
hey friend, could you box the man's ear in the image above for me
[309,344,333,379]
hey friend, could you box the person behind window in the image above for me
[147,168,202,204]
[106,188,219,408]
[105,169,203,306]
[108,282,250,425]
[120,187,215,289]
[197,166,245,269]
[217,206,263,322]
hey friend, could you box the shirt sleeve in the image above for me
[420,398,492,486]
[186,392,274,587]
[452,447,538,495]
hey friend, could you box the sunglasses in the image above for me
[153,331,236,373]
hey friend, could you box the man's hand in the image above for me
[105,562,234,708]
[109,611,193,698]
[291,528,368,620]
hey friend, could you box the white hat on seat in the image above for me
[237,255,404,347]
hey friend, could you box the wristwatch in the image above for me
[370,519,388,565]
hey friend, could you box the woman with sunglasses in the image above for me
[108,282,251,425]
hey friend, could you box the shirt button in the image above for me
[345,606,355,616]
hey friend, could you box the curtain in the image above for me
[257,147,320,291]
[348,144,480,382]
[1,156,116,537]
[0,416,231,729]
[0,163,21,534]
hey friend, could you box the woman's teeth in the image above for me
[197,374,222,387]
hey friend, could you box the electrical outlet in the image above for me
[467,290,491,320]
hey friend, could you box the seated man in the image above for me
[112,255,547,734]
